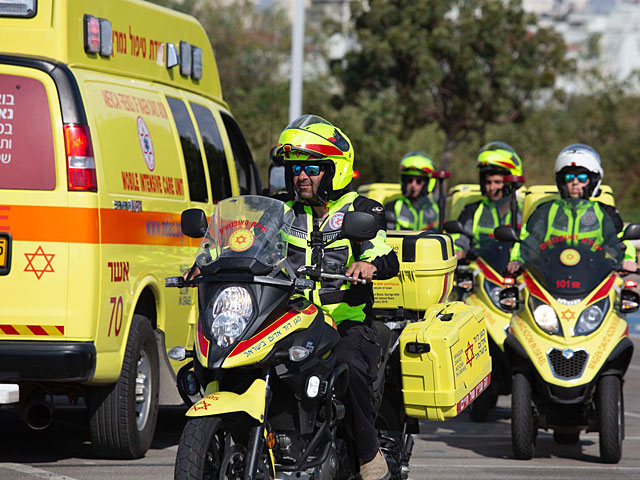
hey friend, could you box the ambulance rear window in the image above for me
[0,73,56,190]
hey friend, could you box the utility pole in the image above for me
[289,0,306,122]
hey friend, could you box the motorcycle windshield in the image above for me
[196,196,295,270]
[473,238,512,273]
[520,212,624,297]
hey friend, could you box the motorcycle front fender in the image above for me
[186,378,266,421]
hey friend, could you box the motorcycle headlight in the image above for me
[528,296,561,335]
[483,280,507,311]
[574,297,609,336]
[209,286,253,348]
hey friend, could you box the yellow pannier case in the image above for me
[373,232,457,311]
[399,302,492,421]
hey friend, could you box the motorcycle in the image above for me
[165,195,406,480]
[444,174,524,422]
[446,231,514,422]
[494,222,640,463]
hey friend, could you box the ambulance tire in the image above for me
[511,373,535,460]
[89,315,160,459]
[597,375,623,464]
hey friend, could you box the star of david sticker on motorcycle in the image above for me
[561,309,576,322]
[465,341,474,368]
[193,400,210,411]
[24,246,55,280]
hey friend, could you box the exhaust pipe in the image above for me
[19,385,54,430]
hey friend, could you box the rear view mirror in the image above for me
[443,220,472,238]
[181,208,207,238]
[342,211,378,242]
[494,225,520,243]
[621,223,640,241]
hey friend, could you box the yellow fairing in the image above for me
[187,379,266,420]
[512,273,627,386]
[221,305,318,368]
[464,259,513,351]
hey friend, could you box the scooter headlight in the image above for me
[574,297,609,336]
[483,279,502,308]
[529,296,561,335]
[209,286,253,348]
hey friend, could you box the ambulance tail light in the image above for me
[64,124,97,192]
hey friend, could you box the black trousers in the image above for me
[334,321,381,463]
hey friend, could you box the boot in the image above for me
[359,449,390,480]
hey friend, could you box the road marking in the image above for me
[628,364,640,370]
[421,433,640,440]
[625,411,640,418]
[1,463,79,479]
[410,463,640,471]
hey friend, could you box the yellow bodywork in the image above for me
[357,183,401,207]
[187,378,267,420]
[399,302,492,421]
[195,305,321,369]
[512,272,628,386]
[462,258,512,351]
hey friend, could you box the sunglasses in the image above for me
[404,176,427,185]
[564,173,589,183]
[291,164,323,177]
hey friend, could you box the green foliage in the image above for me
[338,0,572,169]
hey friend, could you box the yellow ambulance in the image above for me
[0,0,262,458]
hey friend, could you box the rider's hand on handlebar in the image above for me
[183,265,201,284]
[621,259,638,276]
[346,261,377,284]
[506,260,522,275]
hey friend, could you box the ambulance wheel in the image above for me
[511,373,535,460]
[597,375,623,464]
[469,387,497,423]
[89,315,159,459]
[553,430,580,444]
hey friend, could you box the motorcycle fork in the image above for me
[245,369,273,480]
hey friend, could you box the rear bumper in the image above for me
[0,341,96,382]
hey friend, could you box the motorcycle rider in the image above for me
[384,151,440,230]
[275,114,399,480]
[454,142,524,260]
[506,143,637,273]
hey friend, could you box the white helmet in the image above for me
[554,143,603,198]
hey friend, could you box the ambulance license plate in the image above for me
[0,234,10,274]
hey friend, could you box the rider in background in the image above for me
[454,142,524,261]
[384,152,440,231]
[507,144,637,273]
[276,114,398,480]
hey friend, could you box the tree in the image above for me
[338,0,572,169]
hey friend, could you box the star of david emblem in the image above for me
[193,400,210,411]
[236,235,246,244]
[465,341,474,368]
[560,309,576,322]
[24,246,55,280]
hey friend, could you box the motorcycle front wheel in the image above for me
[175,416,235,480]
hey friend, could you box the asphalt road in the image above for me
[1,338,640,480]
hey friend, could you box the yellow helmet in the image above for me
[276,115,354,202]
[476,142,524,195]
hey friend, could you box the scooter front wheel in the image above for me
[597,375,623,464]
[175,416,231,480]
[511,373,535,460]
